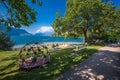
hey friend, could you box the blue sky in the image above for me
[112,0,120,6]
[21,0,66,34]
[21,0,120,34]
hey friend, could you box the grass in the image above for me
[0,45,101,80]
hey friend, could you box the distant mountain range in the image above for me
[0,24,54,36]
[0,24,32,36]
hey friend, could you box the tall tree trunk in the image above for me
[83,30,88,43]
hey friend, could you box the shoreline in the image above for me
[12,42,85,49]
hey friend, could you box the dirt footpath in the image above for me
[57,45,120,80]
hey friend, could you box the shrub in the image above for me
[0,31,15,50]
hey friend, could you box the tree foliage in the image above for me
[0,31,15,50]
[52,0,120,42]
[0,0,42,29]
[0,0,42,50]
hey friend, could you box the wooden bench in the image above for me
[72,43,87,54]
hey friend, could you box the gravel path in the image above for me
[57,45,120,80]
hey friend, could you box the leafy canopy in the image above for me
[52,0,120,42]
[0,0,42,50]
[0,0,42,29]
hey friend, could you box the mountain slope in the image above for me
[0,24,31,36]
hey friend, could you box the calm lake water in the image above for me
[11,36,84,46]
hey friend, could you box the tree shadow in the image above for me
[58,49,120,80]
[1,48,99,80]
[0,69,18,77]
[0,54,18,62]
[0,61,15,70]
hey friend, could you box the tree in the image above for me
[0,0,42,50]
[52,0,120,42]
[87,1,118,40]
[52,11,62,36]
[0,0,42,29]
[105,7,120,40]
[0,31,15,50]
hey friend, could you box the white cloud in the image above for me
[36,26,54,33]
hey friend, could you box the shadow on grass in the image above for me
[0,61,16,72]
[58,49,120,80]
[0,54,18,62]
[1,48,99,80]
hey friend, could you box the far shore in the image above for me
[12,42,85,49]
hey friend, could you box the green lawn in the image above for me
[0,45,101,80]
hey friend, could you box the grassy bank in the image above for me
[0,45,101,80]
